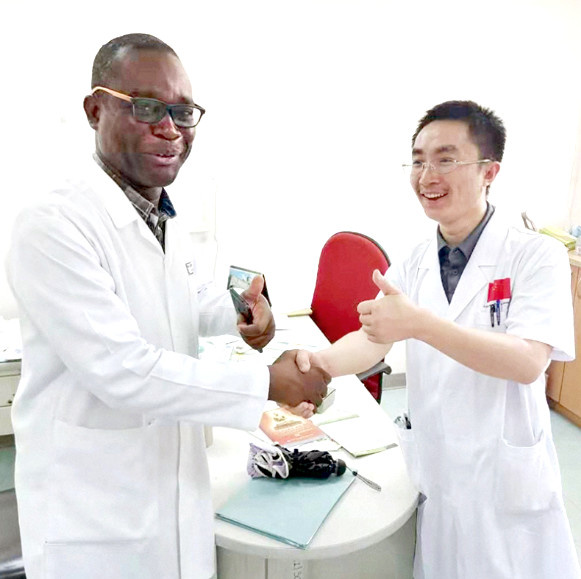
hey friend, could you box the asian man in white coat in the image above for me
[6,33,329,579]
[297,101,581,578]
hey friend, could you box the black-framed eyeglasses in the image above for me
[92,86,205,128]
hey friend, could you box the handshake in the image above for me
[267,350,330,415]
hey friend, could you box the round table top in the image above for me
[207,317,418,560]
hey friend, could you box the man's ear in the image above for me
[484,161,501,187]
[83,94,100,130]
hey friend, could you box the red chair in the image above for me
[310,231,391,403]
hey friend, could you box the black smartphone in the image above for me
[230,288,253,324]
[227,265,271,306]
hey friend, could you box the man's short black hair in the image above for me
[412,100,506,162]
[91,33,178,88]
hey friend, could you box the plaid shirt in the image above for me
[93,153,176,251]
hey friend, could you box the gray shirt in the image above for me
[437,203,495,302]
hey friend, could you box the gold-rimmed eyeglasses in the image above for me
[402,158,492,175]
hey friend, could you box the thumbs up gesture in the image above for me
[238,275,276,350]
[357,270,421,343]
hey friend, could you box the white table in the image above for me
[206,316,418,579]
[0,361,20,436]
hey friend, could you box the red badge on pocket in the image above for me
[487,278,511,302]
[487,278,511,327]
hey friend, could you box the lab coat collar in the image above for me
[85,158,162,251]
[419,211,509,321]
[87,157,142,229]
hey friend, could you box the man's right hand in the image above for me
[295,349,319,373]
[268,349,330,408]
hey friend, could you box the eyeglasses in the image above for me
[92,86,205,128]
[402,158,492,175]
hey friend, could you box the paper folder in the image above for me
[215,475,354,549]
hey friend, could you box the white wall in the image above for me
[2,0,580,372]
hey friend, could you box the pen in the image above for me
[496,299,501,325]
[490,303,495,327]
[345,464,382,492]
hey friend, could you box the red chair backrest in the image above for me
[310,231,390,344]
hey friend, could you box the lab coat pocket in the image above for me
[476,303,508,332]
[396,426,422,492]
[44,538,159,579]
[48,420,158,541]
[494,433,558,513]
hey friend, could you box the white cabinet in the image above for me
[0,361,20,436]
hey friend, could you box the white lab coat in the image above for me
[6,159,269,579]
[389,212,581,578]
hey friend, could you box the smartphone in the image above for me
[230,288,253,324]
[227,265,272,306]
[316,387,336,414]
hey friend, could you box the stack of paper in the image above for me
[539,226,577,250]
[320,416,398,457]
[0,318,22,362]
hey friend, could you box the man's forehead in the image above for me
[412,144,459,156]
[110,48,192,98]
[413,120,475,153]
[114,46,175,67]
